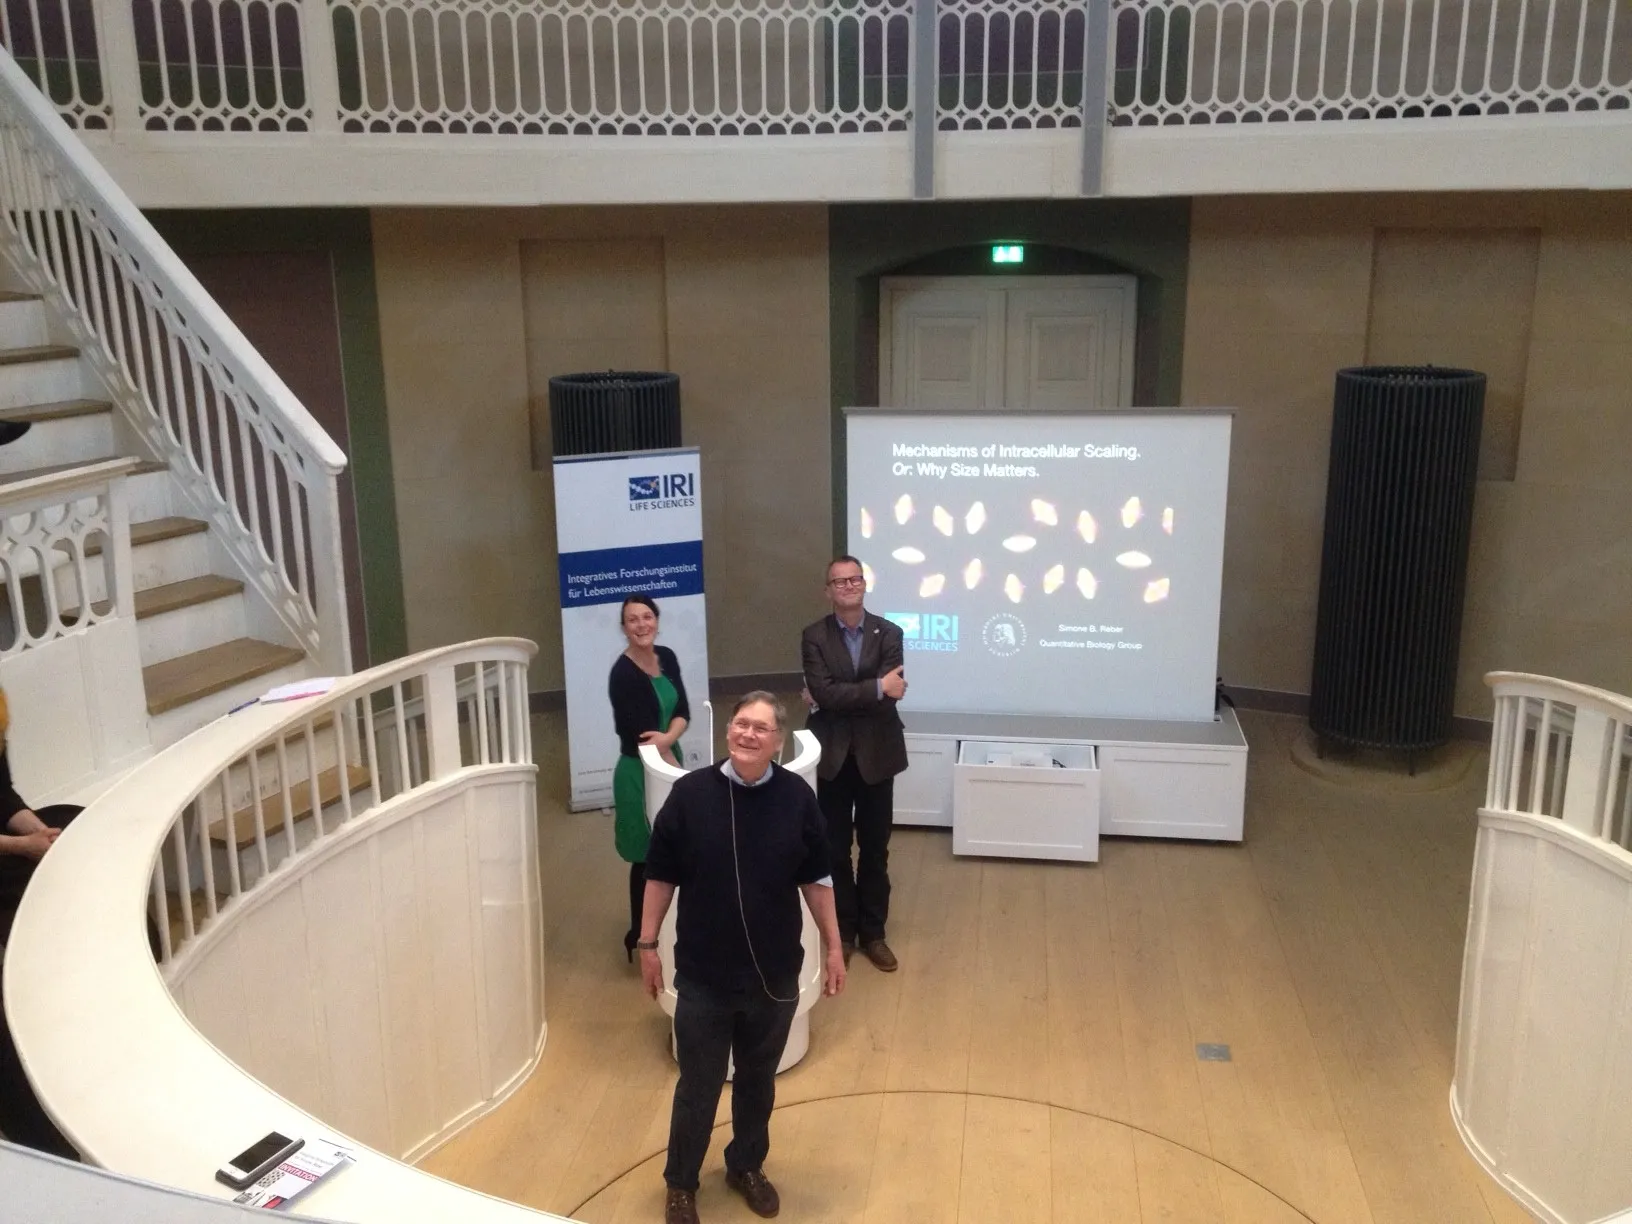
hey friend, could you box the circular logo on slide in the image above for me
[982,613,1027,658]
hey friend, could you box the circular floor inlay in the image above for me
[571,1090,1317,1224]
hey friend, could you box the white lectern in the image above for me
[639,730,824,1073]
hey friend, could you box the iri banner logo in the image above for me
[629,472,697,511]
[886,611,959,653]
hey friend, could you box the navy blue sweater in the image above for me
[644,762,829,994]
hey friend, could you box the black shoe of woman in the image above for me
[0,420,31,447]
[624,930,638,963]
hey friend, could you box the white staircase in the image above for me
[0,290,312,752]
[0,47,351,806]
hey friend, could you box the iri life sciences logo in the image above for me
[885,611,959,653]
[628,472,696,511]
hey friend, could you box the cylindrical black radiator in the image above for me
[549,371,681,458]
[1309,366,1485,757]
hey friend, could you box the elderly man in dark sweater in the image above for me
[638,692,846,1224]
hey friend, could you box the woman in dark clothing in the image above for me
[0,688,81,1158]
[607,595,690,961]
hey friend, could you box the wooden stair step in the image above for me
[131,515,209,547]
[210,763,373,848]
[143,637,306,715]
[0,398,111,423]
[64,573,244,623]
[0,343,76,366]
[133,574,243,619]
[82,516,209,557]
[0,455,164,486]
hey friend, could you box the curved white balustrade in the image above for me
[4,639,574,1223]
[640,729,825,1072]
[1453,672,1632,1224]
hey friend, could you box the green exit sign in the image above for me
[991,244,1025,264]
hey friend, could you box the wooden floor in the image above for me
[420,707,1533,1224]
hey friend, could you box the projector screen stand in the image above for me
[896,705,1247,856]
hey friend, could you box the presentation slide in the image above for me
[846,410,1232,722]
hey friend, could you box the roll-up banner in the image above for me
[554,447,709,810]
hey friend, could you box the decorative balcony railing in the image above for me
[1,0,1625,138]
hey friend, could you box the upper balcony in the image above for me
[2,0,1629,206]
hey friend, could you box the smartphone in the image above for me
[215,1131,304,1190]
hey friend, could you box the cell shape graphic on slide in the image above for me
[862,561,875,592]
[863,485,1174,626]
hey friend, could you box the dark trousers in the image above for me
[663,974,797,1192]
[818,756,894,945]
[0,803,80,1158]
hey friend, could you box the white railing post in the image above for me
[423,663,463,780]
[308,470,351,674]
[92,0,144,135]
[299,0,344,134]
[1561,707,1613,837]
[107,472,135,619]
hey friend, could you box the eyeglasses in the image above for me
[729,719,779,737]
[828,576,866,588]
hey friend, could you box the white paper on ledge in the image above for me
[260,677,339,704]
[232,1137,355,1209]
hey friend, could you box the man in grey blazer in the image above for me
[800,555,909,971]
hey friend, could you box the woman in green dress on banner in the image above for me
[607,594,690,962]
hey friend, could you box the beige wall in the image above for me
[1184,193,1632,718]
[372,205,831,690]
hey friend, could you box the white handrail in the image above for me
[1483,670,1632,851]
[4,638,560,1222]
[0,44,351,671]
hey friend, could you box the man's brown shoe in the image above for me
[725,1167,780,1218]
[665,1187,700,1224]
[861,939,899,972]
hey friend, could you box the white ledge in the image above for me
[76,112,1632,208]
